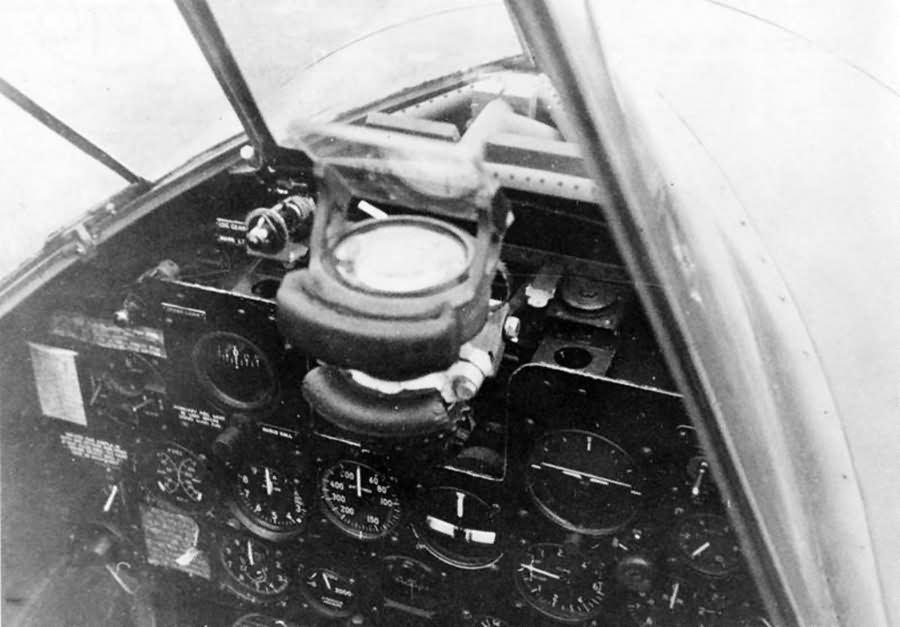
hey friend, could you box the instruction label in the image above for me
[29,342,87,426]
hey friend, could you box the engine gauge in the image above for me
[526,429,642,535]
[675,514,742,577]
[192,331,278,411]
[413,486,502,569]
[513,542,608,624]
[474,617,509,627]
[143,442,215,512]
[232,462,308,541]
[382,555,441,612]
[320,460,402,540]
[298,565,359,618]
[625,577,693,626]
[219,535,291,600]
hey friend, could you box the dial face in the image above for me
[219,535,290,598]
[146,443,213,511]
[192,332,277,410]
[626,577,693,626]
[513,542,607,623]
[415,487,502,569]
[526,429,642,534]
[233,463,308,540]
[320,460,401,540]
[675,514,742,577]
[382,555,440,612]
[474,617,509,627]
[299,566,359,618]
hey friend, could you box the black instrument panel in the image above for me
[24,189,772,627]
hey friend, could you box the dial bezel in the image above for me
[230,462,308,541]
[526,429,642,535]
[319,459,402,540]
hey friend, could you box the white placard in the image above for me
[28,342,87,426]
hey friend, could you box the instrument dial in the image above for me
[298,566,359,618]
[414,487,502,569]
[320,460,401,540]
[626,577,693,626]
[382,555,441,612]
[219,535,290,599]
[513,542,608,623]
[675,514,742,577]
[192,331,277,411]
[232,463,308,541]
[474,617,509,627]
[144,443,214,512]
[526,429,642,534]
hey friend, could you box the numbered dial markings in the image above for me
[219,535,290,598]
[675,514,742,577]
[320,460,401,540]
[416,487,502,569]
[299,566,359,618]
[233,463,308,539]
[146,443,213,511]
[514,543,607,623]
[527,429,641,535]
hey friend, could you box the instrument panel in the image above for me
[23,185,773,627]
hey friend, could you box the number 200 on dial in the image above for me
[320,460,401,540]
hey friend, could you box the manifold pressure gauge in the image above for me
[231,462,308,541]
[320,460,402,540]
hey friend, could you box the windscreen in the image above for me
[205,0,524,139]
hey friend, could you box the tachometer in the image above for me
[219,535,290,600]
[526,429,642,534]
[320,460,401,540]
[298,565,359,618]
[192,331,277,411]
[413,486,502,569]
[513,542,608,624]
[232,462,308,541]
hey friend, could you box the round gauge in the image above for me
[382,555,441,612]
[232,463,308,541]
[625,577,693,626]
[320,460,402,540]
[232,614,302,627]
[474,617,509,627]
[414,487,502,569]
[526,429,642,535]
[298,566,359,618]
[145,443,214,511]
[513,542,608,624]
[219,535,290,599]
[675,514,742,577]
[192,331,277,411]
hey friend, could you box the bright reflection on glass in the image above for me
[332,220,471,294]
